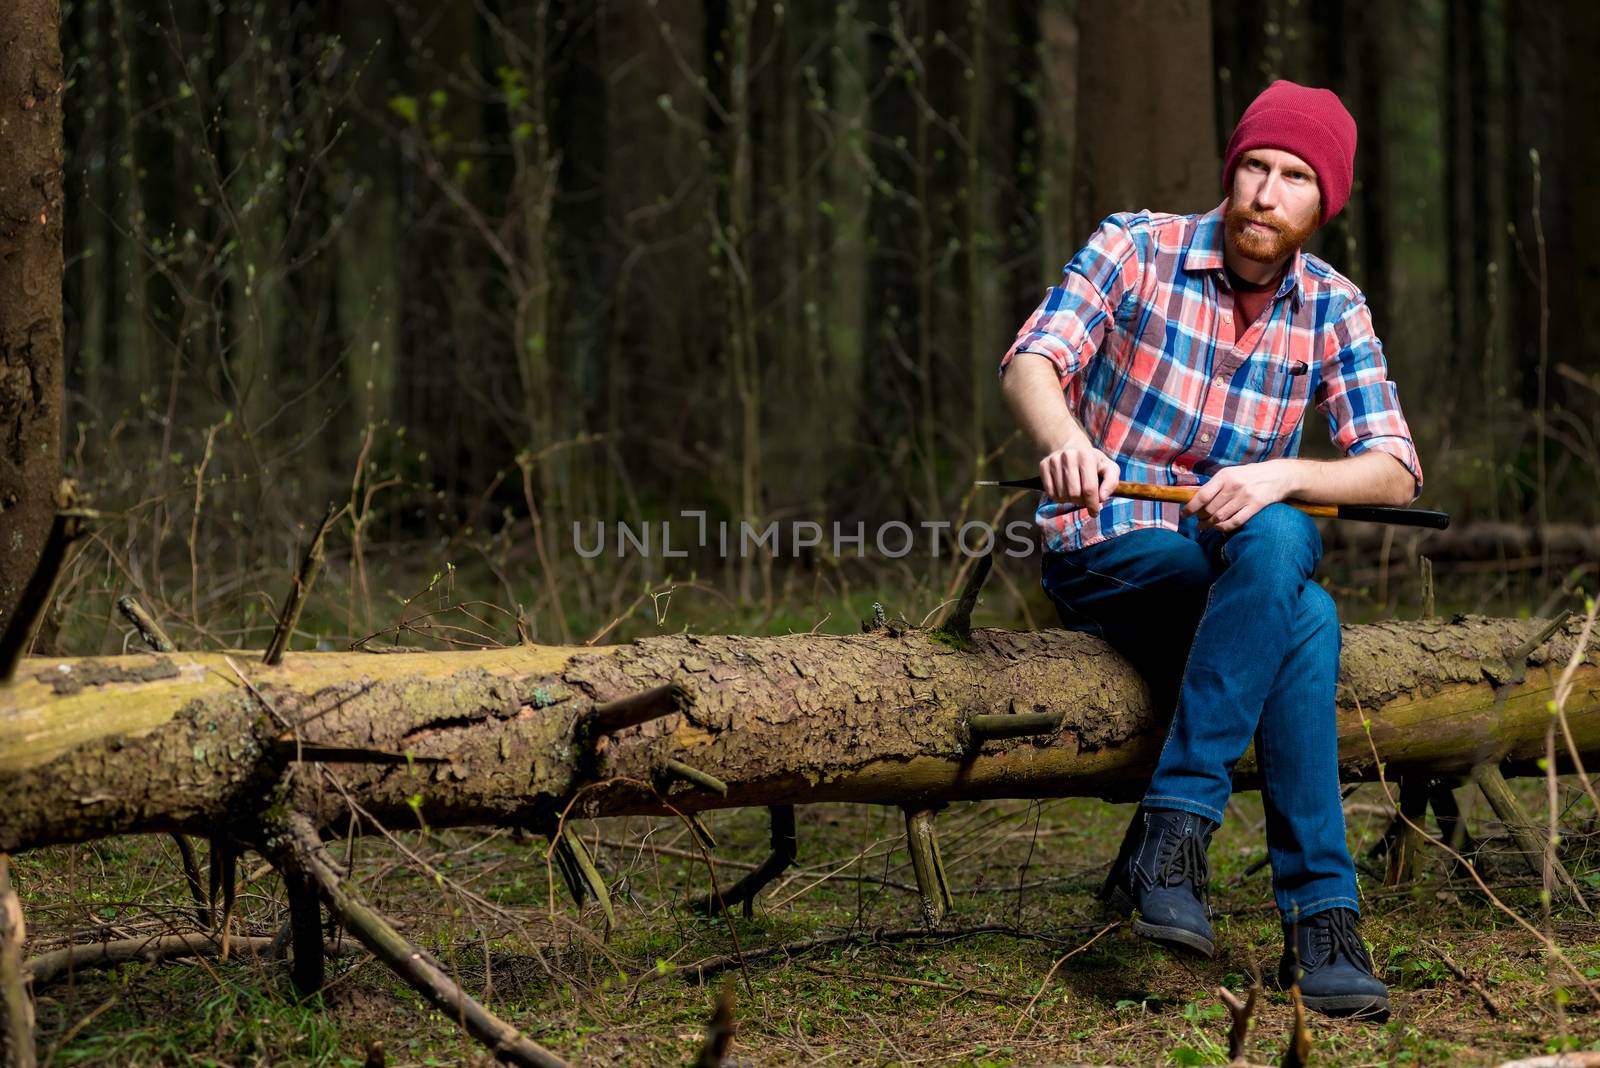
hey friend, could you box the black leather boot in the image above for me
[1099,807,1217,957]
[1279,907,1390,1020]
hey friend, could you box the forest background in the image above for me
[5,2,1600,1065]
[24,0,1600,653]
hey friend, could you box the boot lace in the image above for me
[1313,909,1373,970]
[1153,824,1211,912]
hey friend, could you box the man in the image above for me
[998,80,1419,1020]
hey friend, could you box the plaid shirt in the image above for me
[1000,200,1422,553]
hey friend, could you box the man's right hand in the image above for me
[1039,446,1120,515]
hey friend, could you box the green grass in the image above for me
[15,781,1600,1066]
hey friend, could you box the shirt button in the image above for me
[1223,314,1232,324]
[1199,432,1212,443]
[1214,375,1226,386]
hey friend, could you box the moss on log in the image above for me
[0,616,1594,854]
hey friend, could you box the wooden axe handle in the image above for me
[977,478,1450,529]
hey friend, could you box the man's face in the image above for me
[1225,149,1321,264]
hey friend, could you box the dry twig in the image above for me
[1218,985,1257,1062]
[690,806,796,918]
[0,856,35,1068]
[1009,919,1121,1037]
[115,595,174,652]
[1424,940,1502,1017]
[652,922,1106,986]
[692,983,736,1068]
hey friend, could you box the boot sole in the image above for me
[1131,919,1216,958]
[1102,886,1216,958]
[1299,992,1391,1022]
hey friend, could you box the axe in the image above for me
[977,477,1449,529]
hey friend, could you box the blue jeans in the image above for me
[1042,503,1358,921]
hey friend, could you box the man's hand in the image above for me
[1183,460,1296,531]
[1039,446,1120,515]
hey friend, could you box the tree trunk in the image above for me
[598,0,708,509]
[1074,0,1217,235]
[1444,0,1495,402]
[862,0,936,524]
[1352,3,1391,321]
[1,615,1593,855]
[1506,0,1562,433]
[0,0,65,636]
[1559,0,1600,385]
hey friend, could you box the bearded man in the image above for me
[999,80,1418,1020]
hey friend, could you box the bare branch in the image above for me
[273,811,569,1068]
[589,682,690,737]
[263,504,339,666]
[689,806,796,918]
[24,933,350,989]
[116,596,175,653]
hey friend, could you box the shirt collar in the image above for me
[1184,198,1306,311]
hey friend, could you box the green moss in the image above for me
[527,685,565,708]
[928,626,974,652]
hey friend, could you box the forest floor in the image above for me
[15,778,1600,1067]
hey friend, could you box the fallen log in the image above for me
[1,615,1594,855]
[1323,520,1600,570]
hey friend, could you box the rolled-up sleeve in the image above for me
[1318,295,1423,495]
[999,216,1144,388]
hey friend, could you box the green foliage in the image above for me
[387,94,418,123]
[1384,942,1450,986]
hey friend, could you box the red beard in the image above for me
[1225,204,1318,263]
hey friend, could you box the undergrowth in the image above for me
[16,783,1600,1066]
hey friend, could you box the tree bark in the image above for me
[1559,0,1600,386]
[0,0,65,637]
[1351,3,1391,315]
[598,0,709,505]
[0,615,1594,855]
[1074,0,1217,235]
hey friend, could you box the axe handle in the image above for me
[979,478,1449,530]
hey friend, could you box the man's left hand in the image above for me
[1183,460,1296,532]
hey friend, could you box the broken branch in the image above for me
[273,811,569,1068]
[115,595,174,653]
[0,856,35,1068]
[263,504,338,666]
[689,806,796,918]
[24,933,350,988]
[588,682,689,737]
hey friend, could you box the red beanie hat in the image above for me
[1222,80,1357,225]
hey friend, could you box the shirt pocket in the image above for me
[1255,346,1314,452]
[1100,298,1179,457]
